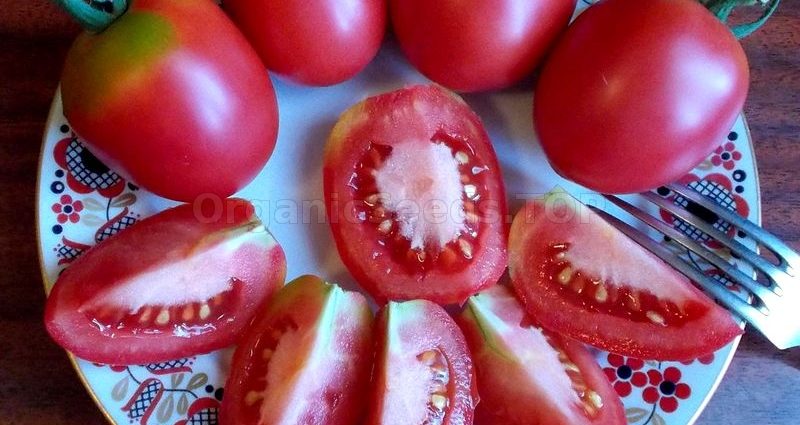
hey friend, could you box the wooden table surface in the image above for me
[1,2,798,424]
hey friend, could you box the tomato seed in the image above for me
[464,184,477,199]
[156,309,170,326]
[594,285,608,303]
[558,267,573,285]
[647,311,666,326]
[139,307,152,323]
[455,151,469,165]
[431,394,448,410]
[199,303,210,320]
[378,220,392,234]
[458,239,473,259]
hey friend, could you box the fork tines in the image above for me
[590,185,800,350]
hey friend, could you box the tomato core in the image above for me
[349,133,490,274]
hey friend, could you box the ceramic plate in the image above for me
[37,4,759,424]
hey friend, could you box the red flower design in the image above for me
[53,136,126,198]
[642,367,692,413]
[603,354,648,397]
[711,142,742,170]
[680,352,716,365]
[51,194,83,224]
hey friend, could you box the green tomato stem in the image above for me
[700,0,781,38]
[54,0,129,33]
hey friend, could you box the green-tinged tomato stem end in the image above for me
[53,0,129,33]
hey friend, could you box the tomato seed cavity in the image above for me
[85,286,239,337]
[543,244,702,326]
[417,348,450,425]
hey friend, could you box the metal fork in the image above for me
[589,183,800,350]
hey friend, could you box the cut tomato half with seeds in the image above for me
[324,85,508,304]
[44,199,286,364]
[458,285,625,425]
[221,275,373,425]
[509,190,742,361]
[365,299,478,425]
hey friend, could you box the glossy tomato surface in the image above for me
[61,0,278,202]
[324,85,507,305]
[459,285,625,425]
[390,0,576,92]
[534,0,749,193]
[509,191,741,360]
[225,0,386,86]
[221,275,373,425]
[45,199,286,364]
[366,300,477,425]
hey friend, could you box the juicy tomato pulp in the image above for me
[458,286,625,425]
[509,191,742,360]
[324,85,508,304]
[45,199,286,364]
[533,0,748,193]
[221,276,373,425]
[366,300,477,425]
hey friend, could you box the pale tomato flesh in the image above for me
[366,299,478,425]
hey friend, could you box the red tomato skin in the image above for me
[61,0,278,202]
[221,276,373,425]
[390,0,577,92]
[323,85,508,305]
[508,192,742,361]
[366,300,478,425]
[534,0,749,193]
[458,286,625,425]
[44,199,287,364]
[225,0,386,86]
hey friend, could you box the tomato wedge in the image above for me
[365,299,478,425]
[458,285,625,425]
[324,85,508,304]
[44,199,286,364]
[221,275,373,425]
[509,190,742,360]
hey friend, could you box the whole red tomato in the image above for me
[534,0,749,193]
[60,0,278,202]
[390,0,577,92]
[225,0,386,86]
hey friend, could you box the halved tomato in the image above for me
[324,85,508,304]
[509,190,742,360]
[365,299,477,425]
[458,285,625,425]
[221,275,373,425]
[44,198,286,364]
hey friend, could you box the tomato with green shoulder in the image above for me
[58,0,278,201]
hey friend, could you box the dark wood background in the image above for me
[1,1,797,424]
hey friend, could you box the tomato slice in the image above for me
[44,199,286,364]
[221,275,373,425]
[365,299,478,425]
[458,285,625,425]
[508,190,742,360]
[324,85,508,304]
